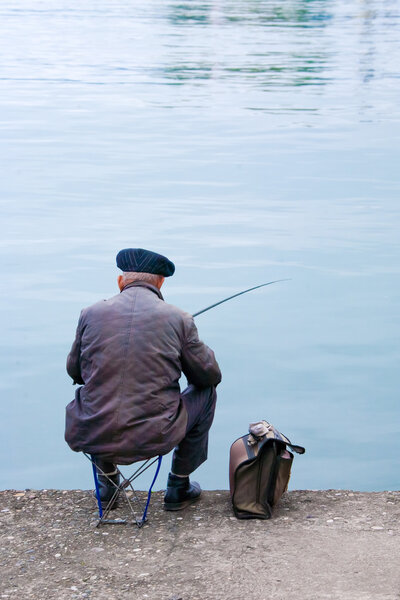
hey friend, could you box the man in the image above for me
[65,248,221,510]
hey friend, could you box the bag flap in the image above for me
[248,420,305,454]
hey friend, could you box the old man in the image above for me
[65,248,221,510]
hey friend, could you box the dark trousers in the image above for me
[94,384,217,477]
[171,384,217,476]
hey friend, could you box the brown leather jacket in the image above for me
[65,281,221,464]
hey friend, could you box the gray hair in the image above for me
[121,271,164,287]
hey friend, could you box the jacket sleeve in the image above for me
[181,318,221,388]
[66,311,85,385]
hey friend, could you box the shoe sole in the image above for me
[163,495,201,511]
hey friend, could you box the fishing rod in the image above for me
[192,279,291,317]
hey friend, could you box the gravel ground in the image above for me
[1,489,400,600]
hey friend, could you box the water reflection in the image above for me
[163,1,333,88]
[159,0,400,119]
[169,0,333,27]
[358,2,377,84]
[169,2,213,25]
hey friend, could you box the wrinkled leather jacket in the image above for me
[65,281,221,464]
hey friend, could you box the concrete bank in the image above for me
[1,489,399,600]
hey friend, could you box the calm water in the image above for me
[1,0,399,491]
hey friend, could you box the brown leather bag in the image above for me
[229,421,305,519]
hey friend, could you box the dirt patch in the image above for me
[1,489,400,600]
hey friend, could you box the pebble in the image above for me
[54,554,61,558]
[138,573,149,577]
[371,526,384,530]
[91,547,105,552]
[327,519,334,523]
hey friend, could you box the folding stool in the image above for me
[84,453,163,528]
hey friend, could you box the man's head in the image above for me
[118,271,165,291]
[116,248,174,291]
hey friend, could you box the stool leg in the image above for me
[140,456,163,525]
[91,459,104,518]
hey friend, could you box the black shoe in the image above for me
[164,473,202,511]
[93,463,120,510]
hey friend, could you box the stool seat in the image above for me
[85,453,163,528]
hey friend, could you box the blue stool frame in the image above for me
[85,453,163,528]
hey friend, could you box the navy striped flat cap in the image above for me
[116,248,175,277]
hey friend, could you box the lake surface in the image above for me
[1,0,399,491]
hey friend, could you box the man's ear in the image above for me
[117,275,124,291]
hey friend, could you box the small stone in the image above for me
[70,587,78,591]
[91,547,104,552]
[371,526,384,530]
[327,519,334,523]
[138,573,149,577]
[55,554,61,558]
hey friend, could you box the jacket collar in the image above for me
[121,280,164,300]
